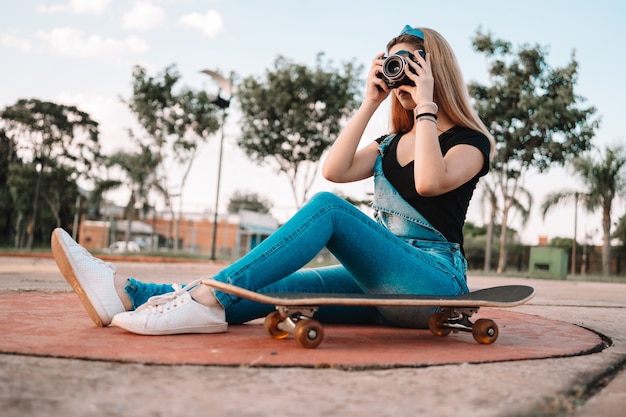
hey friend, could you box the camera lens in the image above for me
[382,56,406,81]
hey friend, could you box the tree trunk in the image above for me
[483,199,496,272]
[125,193,135,249]
[174,151,197,253]
[601,205,611,276]
[14,212,23,248]
[497,204,511,274]
[172,207,179,252]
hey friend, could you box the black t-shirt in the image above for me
[376,126,491,250]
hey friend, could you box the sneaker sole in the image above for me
[111,321,228,336]
[51,229,107,327]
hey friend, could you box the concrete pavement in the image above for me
[0,255,625,417]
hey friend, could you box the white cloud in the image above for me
[179,10,224,39]
[122,1,167,31]
[36,27,149,61]
[56,92,140,154]
[36,0,112,15]
[0,34,31,52]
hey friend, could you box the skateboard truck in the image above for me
[428,307,499,344]
[264,306,325,349]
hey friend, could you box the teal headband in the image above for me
[399,25,424,40]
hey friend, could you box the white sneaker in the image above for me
[111,280,227,335]
[51,228,126,327]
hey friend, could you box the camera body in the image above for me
[377,49,426,89]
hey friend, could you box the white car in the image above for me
[108,241,141,253]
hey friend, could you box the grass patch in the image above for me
[467,269,626,284]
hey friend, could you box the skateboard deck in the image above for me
[202,279,535,348]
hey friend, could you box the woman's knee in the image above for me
[308,191,347,208]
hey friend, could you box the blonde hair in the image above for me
[387,27,496,160]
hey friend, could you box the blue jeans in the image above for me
[125,192,468,328]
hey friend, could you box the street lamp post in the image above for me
[200,69,233,261]
[572,192,579,277]
[27,160,43,251]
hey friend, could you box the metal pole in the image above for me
[200,69,232,261]
[210,108,226,261]
[571,192,578,277]
[27,162,43,251]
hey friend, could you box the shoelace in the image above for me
[136,278,203,313]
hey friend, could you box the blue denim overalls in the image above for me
[372,134,469,294]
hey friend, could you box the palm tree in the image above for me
[99,142,162,249]
[479,178,498,272]
[542,146,626,276]
[480,171,533,273]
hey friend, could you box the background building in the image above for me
[78,209,279,258]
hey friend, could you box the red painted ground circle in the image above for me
[0,293,603,368]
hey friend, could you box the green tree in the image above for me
[236,53,362,208]
[39,162,79,229]
[104,141,163,247]
[478,175,533,273]
[470,31,598,273]
[462,221,488,270]
[85,178,122,220]
[614,213,626,247]
[125,65,221,251]
[0,129,18,241]
[5,159,78,246]
[227,191,273,214]
[613,213,626,276]
[549,237,577,259]
[0,99,100,249]
[6,163,37,247]
[478,177,499,272]
[542,146,626,276]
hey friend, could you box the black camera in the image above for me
[377,49,426,89]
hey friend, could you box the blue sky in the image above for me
[2,0,625,244]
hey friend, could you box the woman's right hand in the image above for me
[365,53,391,103]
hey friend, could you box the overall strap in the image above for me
[377,134,396,157]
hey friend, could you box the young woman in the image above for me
[52,25,495,335]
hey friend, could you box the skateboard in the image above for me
[202,279,535,348]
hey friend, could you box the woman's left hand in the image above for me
[398,50,435,106]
